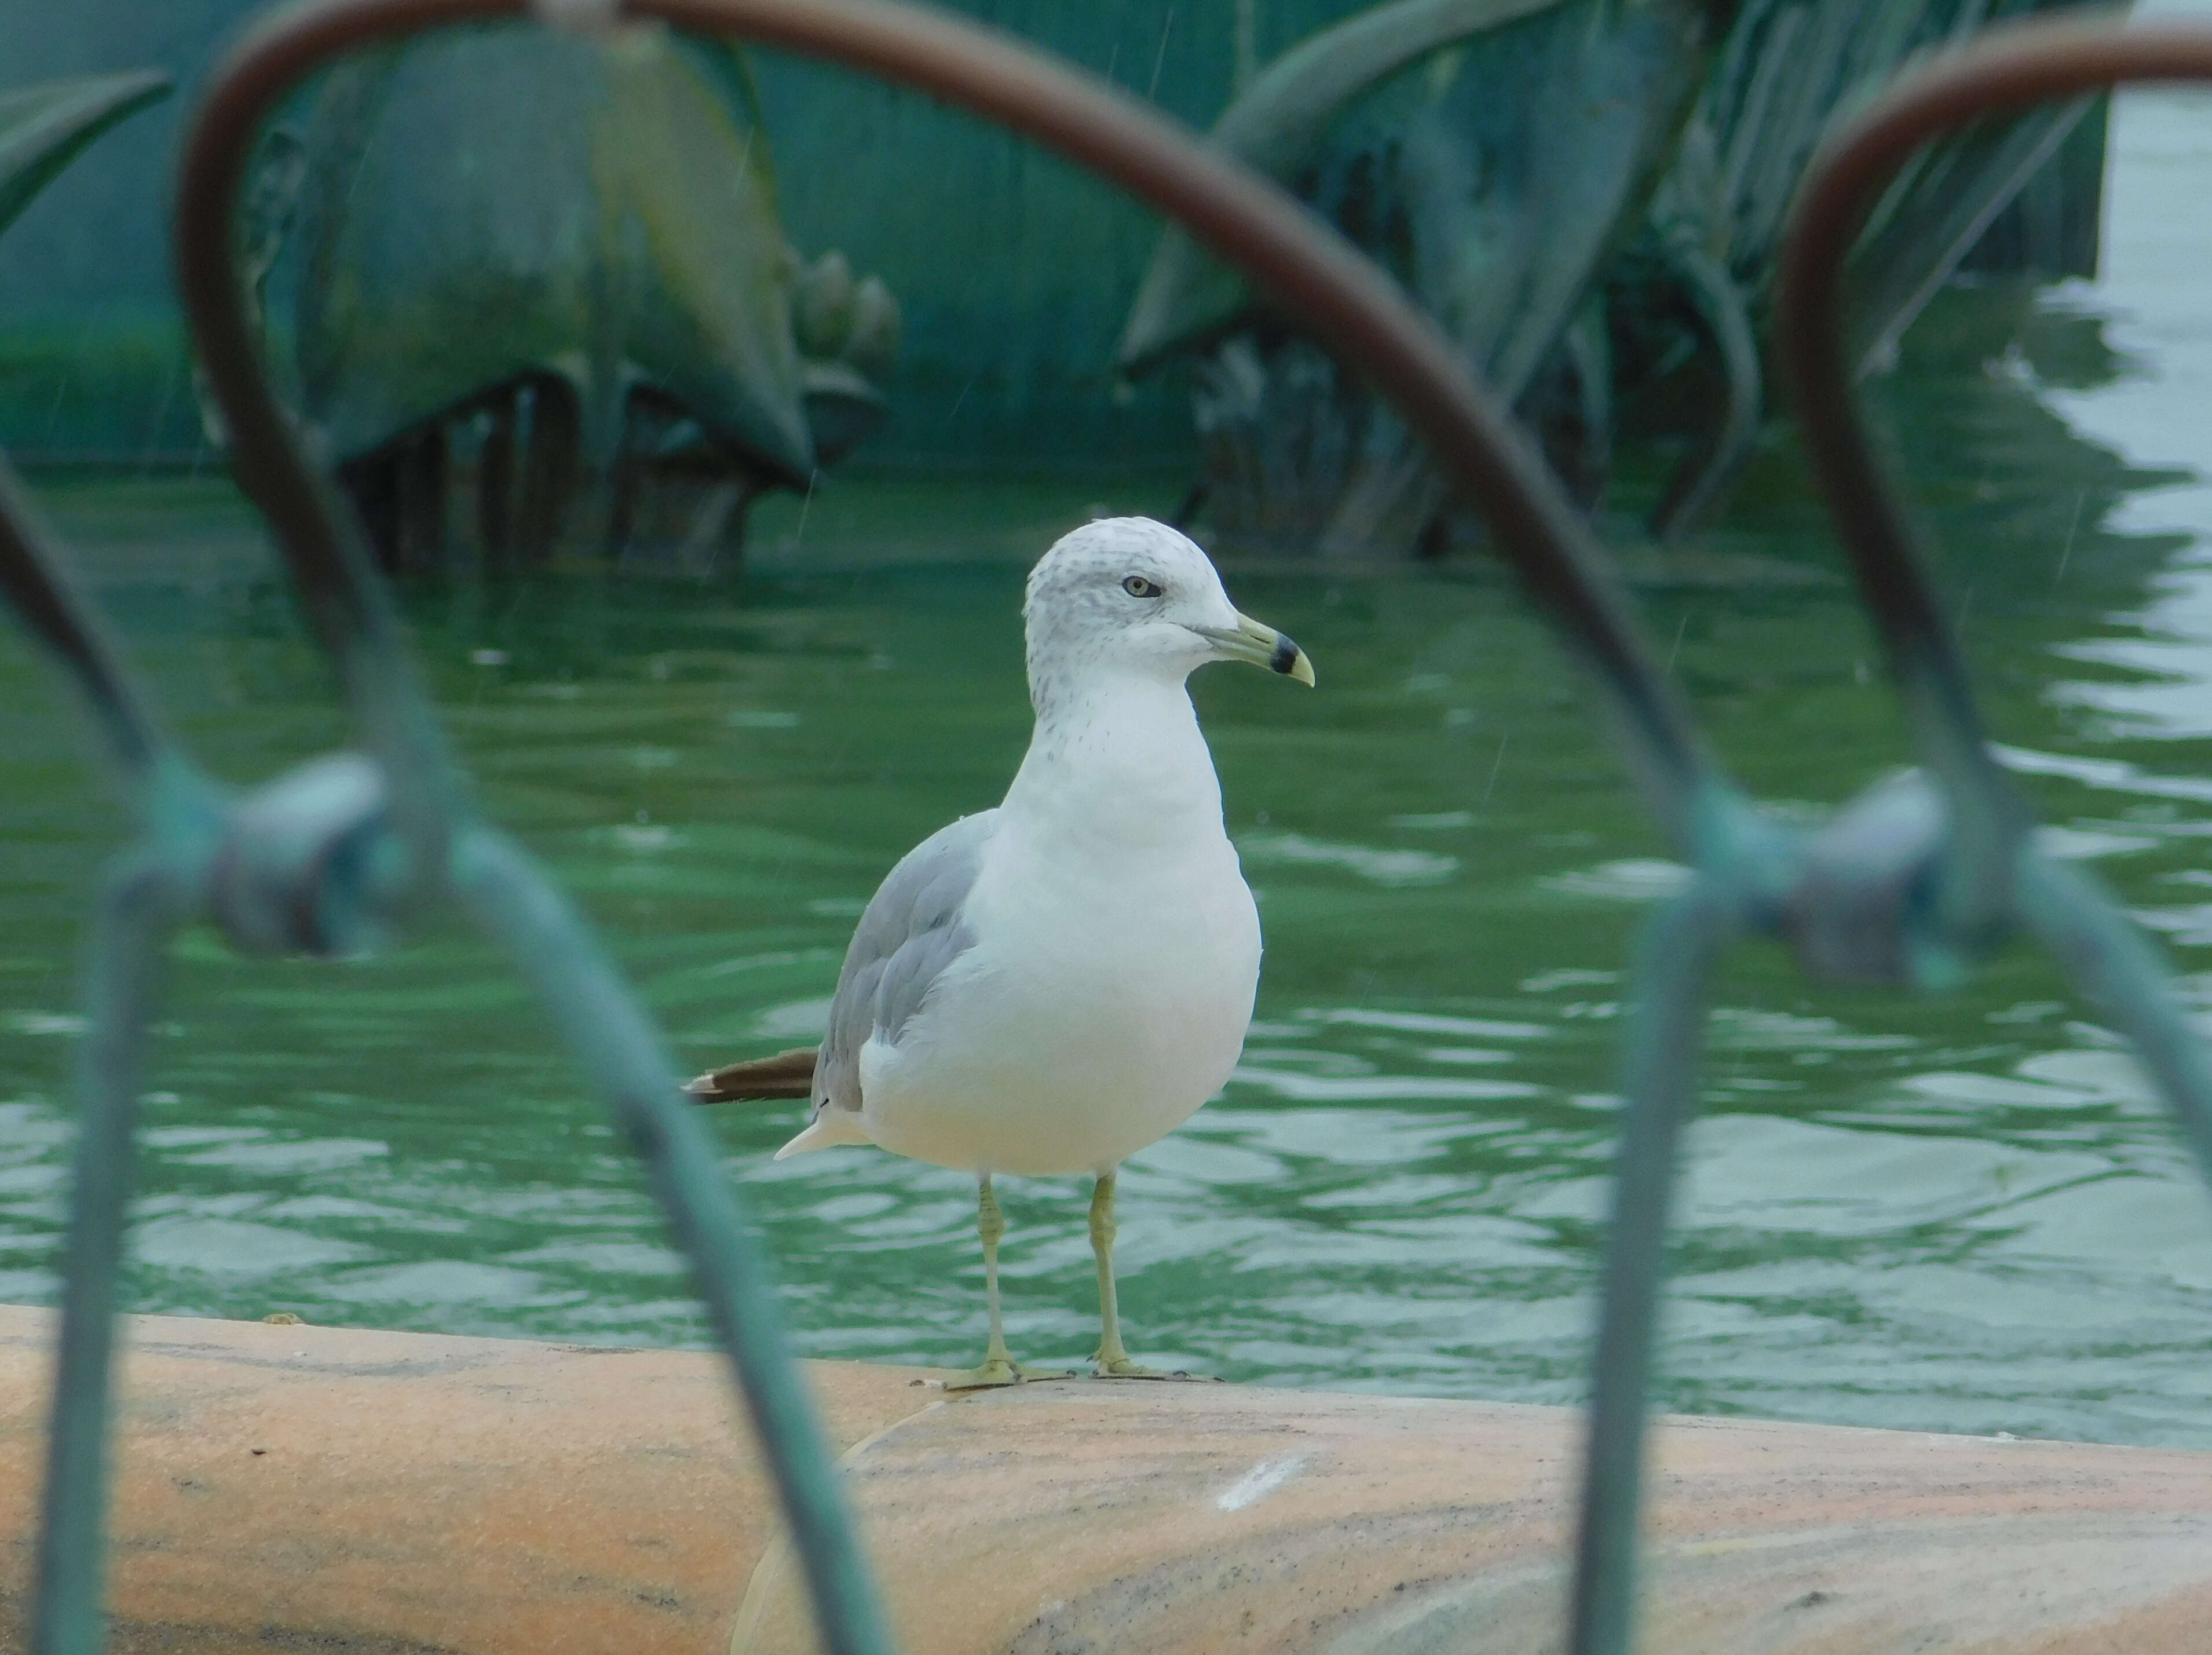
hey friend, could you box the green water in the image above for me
[9,93,2212,1449]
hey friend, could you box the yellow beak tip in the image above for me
[1222,615,1316,686]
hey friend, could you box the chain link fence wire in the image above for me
[4,3,2212,1653]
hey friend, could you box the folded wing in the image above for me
[687,810,999,1137]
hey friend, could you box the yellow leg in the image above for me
[946,1174,1027,1390]
[1091,1168,1171,1378]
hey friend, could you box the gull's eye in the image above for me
[1123,575,1164,598]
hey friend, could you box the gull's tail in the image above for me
[685,1046,818,1103]
[688,1045,869,1158]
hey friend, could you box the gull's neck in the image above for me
[1001,666,1224,853]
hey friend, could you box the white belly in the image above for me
[856,829,1260,1177]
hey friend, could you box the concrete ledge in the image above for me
[3,1305,2209,1652]
[0,1304,941,1652]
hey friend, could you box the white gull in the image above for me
[691,516,1312,1387]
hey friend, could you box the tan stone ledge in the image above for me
[1,1304,2207,1653]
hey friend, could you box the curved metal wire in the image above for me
[1562,20,2212,1655]
[1775,21,2212,949]
[159,5,1763,1646]
[6,3,2212,1654]
[178,0,1720,857]
[28,856,183,1655]
[1774,15,2212,1172]
[1568,879,1739,1655]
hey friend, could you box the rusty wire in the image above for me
[1774,17,2212,1203]
[6,3,2212,1654]
[1779,19,2212,959]
[176,0,1721,857]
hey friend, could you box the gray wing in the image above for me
[812,810,999,1120]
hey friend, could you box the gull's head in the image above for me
[1022,517,1315,697]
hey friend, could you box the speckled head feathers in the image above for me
[1021,518,1242,707]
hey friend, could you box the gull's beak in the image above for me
[1195,613,1317,686]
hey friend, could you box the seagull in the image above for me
[689,516,1313,1388]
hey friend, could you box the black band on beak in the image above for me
[1269,634,1303,675]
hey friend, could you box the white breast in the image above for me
[856,679,1261,1177]
[860,821,1259,1175]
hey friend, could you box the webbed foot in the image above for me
[942,1356,1028,1391]
[1092,1354,1215,1381]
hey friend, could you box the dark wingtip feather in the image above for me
[685,1046,820,1104]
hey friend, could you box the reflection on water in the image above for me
[6,95,2212,1448]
